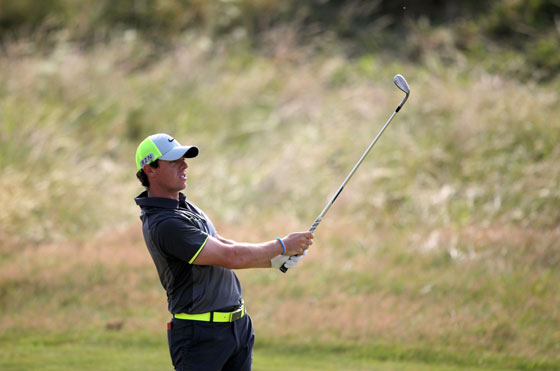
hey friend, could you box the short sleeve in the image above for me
[156,217,209,263]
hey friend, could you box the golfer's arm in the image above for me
[191,236,283,269]
[217,235,235,245]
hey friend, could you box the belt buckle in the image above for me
[231,309,242,322]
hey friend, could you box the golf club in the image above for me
[280,74,411,273]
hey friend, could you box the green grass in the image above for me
[1,330,169,371]
[3,330,556,371]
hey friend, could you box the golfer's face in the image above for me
[157,158,188,191]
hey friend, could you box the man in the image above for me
[134,133,313,371]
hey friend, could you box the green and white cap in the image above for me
[136,133,199,170]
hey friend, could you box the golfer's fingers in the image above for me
[299,237,312,247]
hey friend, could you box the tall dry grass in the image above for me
[1,32,559,362]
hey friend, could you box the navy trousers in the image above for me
[167,314,254,371]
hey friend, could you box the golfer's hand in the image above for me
[270,254,303,269]
[282,232,314,256]
[271,255,289,269]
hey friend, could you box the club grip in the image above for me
[279,217,321,273]
[279,256,297,273]
[309,217,322,233]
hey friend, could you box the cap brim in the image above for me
[159,146,199,161]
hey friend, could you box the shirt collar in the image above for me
[134,190,188,209]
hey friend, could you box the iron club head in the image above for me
[393,74,410,94]
[393,74,410,111]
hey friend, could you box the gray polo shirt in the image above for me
[135,191,242,314]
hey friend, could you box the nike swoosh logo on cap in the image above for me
[168,138,175,142]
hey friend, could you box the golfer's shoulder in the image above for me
[142,208,179,230]
[154,211,202,233]
[153,212,181,227]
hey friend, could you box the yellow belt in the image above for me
[174,305,245,323]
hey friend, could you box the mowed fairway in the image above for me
[0,330,527,371]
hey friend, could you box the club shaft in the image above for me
[309,109,398,232]
[279,107,401,273]
[280,84,409,273]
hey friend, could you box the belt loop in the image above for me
[210,312,214,322]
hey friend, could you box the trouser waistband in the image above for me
[173,303,245,322]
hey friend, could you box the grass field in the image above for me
[3,329,557,370]
[1,30,559,370]
[1,225,559,370]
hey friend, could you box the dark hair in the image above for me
[136,160,159,188]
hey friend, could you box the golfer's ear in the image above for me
[143,164,157,177]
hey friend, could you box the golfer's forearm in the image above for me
[226,240,283,269]
[194,236,294,268]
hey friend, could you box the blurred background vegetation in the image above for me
[0,0,558,245]
[1,1,559,369]
[1,0,559,79]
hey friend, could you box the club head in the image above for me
[393,74,410,94]
[393,74,410,111]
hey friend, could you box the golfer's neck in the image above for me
[147,187,180,200]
